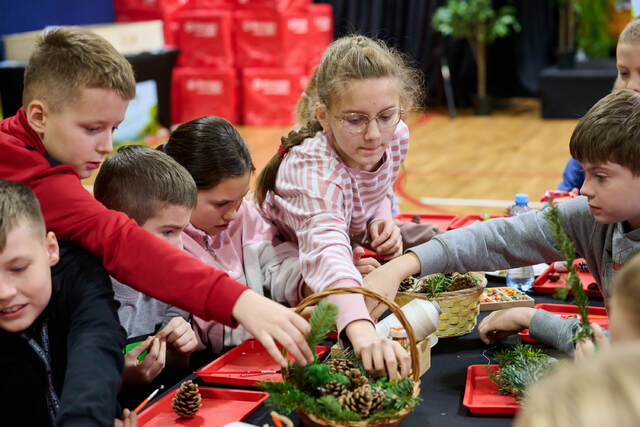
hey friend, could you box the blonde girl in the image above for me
[255,35,422,377]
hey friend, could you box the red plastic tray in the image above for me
[463,365,520,415]
[394,213,459,231]
[533,259,602,298]
[518,303,608,343]
[138,387,268,426]
[449,214,504,229]
[195,339,329,386]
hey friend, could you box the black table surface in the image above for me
[143,279,605,426]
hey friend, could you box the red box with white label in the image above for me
[234,0,310,11]
[307,3,333,69]
[190,0,235,8]
[234,9,310,68]
[242,67,306,126]
[172,67,239,125]
[175,10,234,67]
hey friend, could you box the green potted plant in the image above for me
[432,0,521,115]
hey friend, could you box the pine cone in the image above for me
[325,380,347,397]
[172,380,202,418]
[577,260,589,272]
[369,387,385,414]
[346,368,368,389]
[341,384,374,418]
[327,358,356,375]
[449,274,474,291]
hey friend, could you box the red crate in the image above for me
[114,0,191,46]
[175,9,234,67]
[307,3,333,69]
[172,67,239,125]
[242,67,306,126]
[234,0,310,11]
[190,0,235,8]
[234,9,311,68]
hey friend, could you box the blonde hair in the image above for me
[609,252,640,332]
[23,27,136,111]
[0,179,45,252]
[515,342,640,427]
[619,17,640,44]
[254,34,423,207]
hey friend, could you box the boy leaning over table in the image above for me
[364,89,640,355]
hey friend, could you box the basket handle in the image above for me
[293,286,420,382]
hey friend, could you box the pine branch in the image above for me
[307,300,338,354]
[486,344,555,398]
[544,198,593,341]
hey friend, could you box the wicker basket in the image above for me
[395,272,487,338]
[285,287,421,427]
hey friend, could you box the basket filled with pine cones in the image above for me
[396,272,487,338]
[260,287,421,427]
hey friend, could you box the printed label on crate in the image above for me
[186,79,224,95]
[313,16,332,33]
[287,18,308,34]
[241,20,277,36]
[252,78,291,95]
[184,21,218,38]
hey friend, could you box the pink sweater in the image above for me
[183,201,303,353]
[263,121,409,332]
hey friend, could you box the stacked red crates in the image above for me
[113,0,333,126]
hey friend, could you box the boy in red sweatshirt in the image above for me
[0,27,313,367]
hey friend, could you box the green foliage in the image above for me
[423,272,478,297]
[486,344,555,398]
[574,0,614,59]
[307,300,338,354]
[432,0,520,45]
[260,302,419,422]
[544,200,593,342]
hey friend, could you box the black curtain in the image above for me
[315,0,558,107]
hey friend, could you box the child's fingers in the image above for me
[382,342,400,379]
[157,339,167,367]
[352,245,365,262]
[591,323,609,349]
[127,336,154,358]
[370,222,392,248]
[280,318,314,364]
[257,334,287,367]
[359,346,373,373]
[396,342,411,378]
[371,344,385,376]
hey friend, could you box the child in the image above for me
[254,35,423,377]
[0,27,313,367]
[368,88,640,346]
[94,145,198,389]
[162,116,304,353]
[0,179,133,426]
[557,18,640,194]
[514,342,640,427]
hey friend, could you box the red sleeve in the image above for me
[31,166,248,325]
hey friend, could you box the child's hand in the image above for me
[232,290,314,367]
[478,307,536,344]
[574,324,610,361]
[345,320,410,379]
[114,409,137,427]
[352,246,381,276]
[156,317,198,355]
[123,336,166,385]
[369,219,402,260]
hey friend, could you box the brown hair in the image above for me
[163,116,255,190]
[254,34,423,207]
[94,145,197,226]
[515,342,640,427]
[569,89,640,175]
[609,252,640,332]
[0,179,46,252]
[23,27,136,111]
[618,17,640,44]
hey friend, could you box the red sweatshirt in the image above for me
[0,109,249,325]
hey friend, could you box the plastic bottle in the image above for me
[505,193,535,292]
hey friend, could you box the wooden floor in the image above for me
[83,98,579,216]
[237,98,579,216]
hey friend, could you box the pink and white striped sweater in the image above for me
[263,121,409,332]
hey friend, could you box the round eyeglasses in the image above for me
[335,107,403,135]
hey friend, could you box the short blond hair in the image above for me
[0,179,46,252]
[23,27,136,111]
[515,342,640,427]
[619,17,640,44]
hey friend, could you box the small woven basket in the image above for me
[284,287,421,427]
[395,272,487,338]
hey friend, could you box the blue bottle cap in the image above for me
[515,193,529,205]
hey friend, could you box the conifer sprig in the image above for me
[306,299,338,356]
[544,198,592,342]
